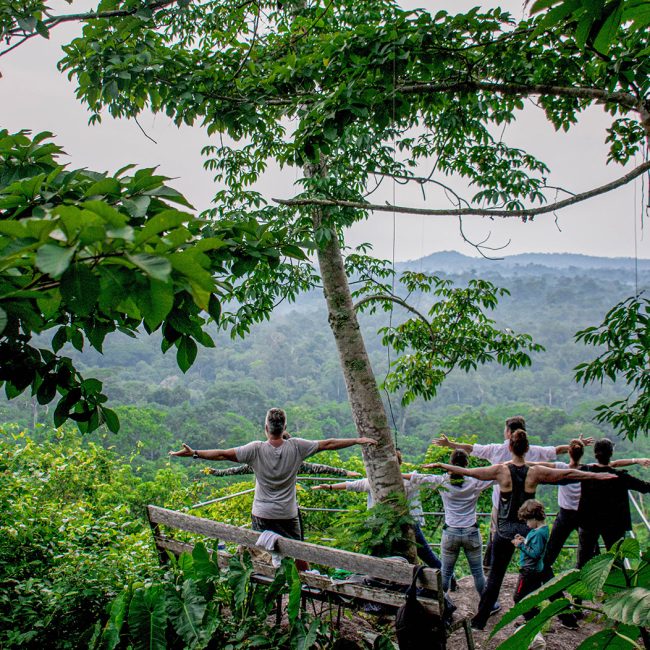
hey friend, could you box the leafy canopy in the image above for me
[0,129,307,433]
[575,295,649,440]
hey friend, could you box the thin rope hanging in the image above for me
[383,38,400,449]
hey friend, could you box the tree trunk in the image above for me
[311,208,410,513]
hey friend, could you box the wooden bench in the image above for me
[147,505,475,649]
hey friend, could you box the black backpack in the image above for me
[394,566,445,650]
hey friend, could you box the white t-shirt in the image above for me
[345,472,425,525]
[471,440,557,507]
[554,461,581,511]
[235,437,319,519]
[416,474,494,527]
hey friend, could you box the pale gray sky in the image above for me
[2,1,648,261]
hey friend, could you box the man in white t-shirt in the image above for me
[434,415,592,571]
[170,407,376,543]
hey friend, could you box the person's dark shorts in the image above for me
[251,514,303,540]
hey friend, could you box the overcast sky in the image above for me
[2,0,648,263]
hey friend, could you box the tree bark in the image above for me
[307,166,415,559]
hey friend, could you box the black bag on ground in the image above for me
[394,566,445,650]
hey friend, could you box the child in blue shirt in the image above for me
[512,499,550,621]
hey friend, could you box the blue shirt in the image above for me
[518,525,549,572]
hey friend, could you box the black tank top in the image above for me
[497,464,535,539]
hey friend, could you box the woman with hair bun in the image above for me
[424,428,617,631]
[535,440,648,575]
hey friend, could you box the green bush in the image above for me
[0,427,196,648]
[94,544,345,650]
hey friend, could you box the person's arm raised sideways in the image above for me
[433,434,474,454]
[316,437,377,451]
[169,442,238,462]
[531,465,617,485]
[422,462,503,482]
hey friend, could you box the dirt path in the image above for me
[445,574,602,650]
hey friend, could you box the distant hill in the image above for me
[399,251,650,277]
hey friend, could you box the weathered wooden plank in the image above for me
[153,535,441,614]
[147,505,440,589]
[152,533,471,637]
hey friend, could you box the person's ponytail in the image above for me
[450,449,468,486]
[509,429,529,457]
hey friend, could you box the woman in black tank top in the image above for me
[426,429,617,630]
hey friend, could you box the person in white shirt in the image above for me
[417,450,493,601]
[312,451,442,569]
[433,415,592,570]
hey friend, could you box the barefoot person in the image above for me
[424,429,616,631]
[169,407,376,546]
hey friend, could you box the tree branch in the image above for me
[396,80,642,112]
[354,294,435,341]
[275,160,650,218]
[0,0,182,58]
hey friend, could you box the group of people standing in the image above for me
[170,410,650,633]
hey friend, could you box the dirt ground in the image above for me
[289,573,604,650]
[444,574,602,650]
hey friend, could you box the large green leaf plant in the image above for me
[93,543,338,650]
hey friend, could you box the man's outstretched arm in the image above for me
[169,442,238,462]
[316,437,377,451]
[433,434,474,453]
[301,462,361,477]
[422,462,502,482]
[206,464,253,477]
[611,458,650,468]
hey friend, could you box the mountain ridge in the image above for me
[398,251,650,275]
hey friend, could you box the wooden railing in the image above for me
[146,505,476,650]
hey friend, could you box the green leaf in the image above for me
[126,253,172,281]
[84,177,121,197]
[492,599,570,650]
[602,587,650,627]
[295,618,321,650]
[0,307,6,336]
[52,326,67,352]
[286,560,302,624]
[176,336,198,373]
[140,279,174,330]
[207,293,221,322]
[613,537,640,561]
[128,585,168,650]
[576,625,641,649]
[580,553,616,597]
[191,542,220,580]
[35,244,77,278]
[134,210,188,246]
[167,580,207,647]
[593,5,623,53]
[101,407,120,433]
[60,264,100,317]
[102,589,131,650]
